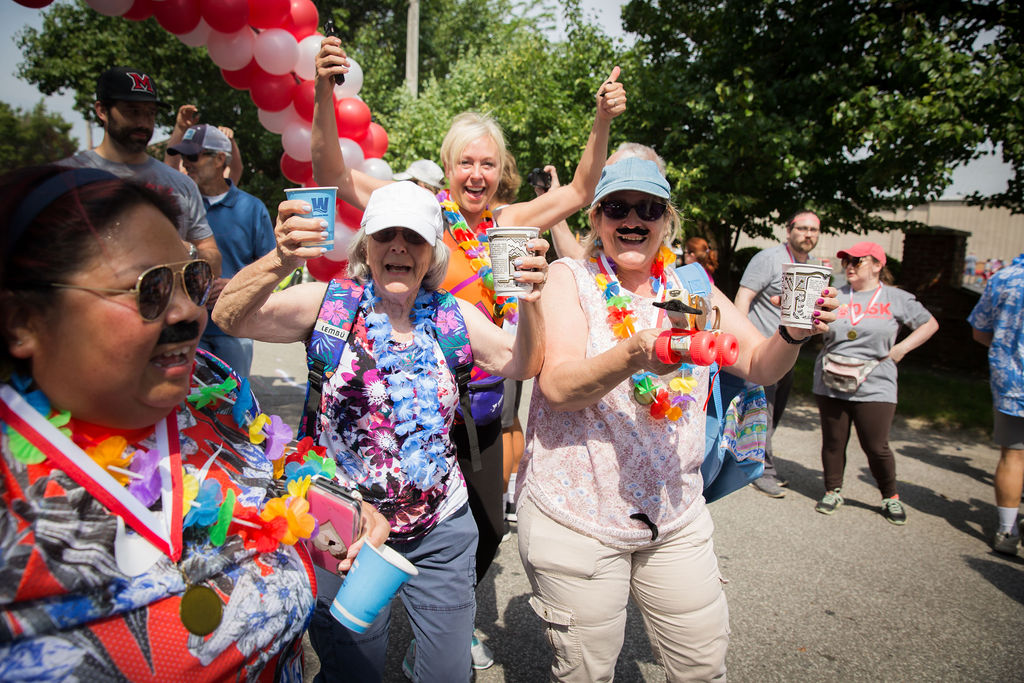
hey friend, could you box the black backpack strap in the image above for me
[453,362,482,471]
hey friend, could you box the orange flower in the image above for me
[86,436,133,484]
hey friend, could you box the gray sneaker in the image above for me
[471,632,494,670]
[881,497,907,525]
[993,531,1020,556]
[815,489,844,515]
[750,475,786,498]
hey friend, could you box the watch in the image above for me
[188,243,199,259]
[778,325,810,345]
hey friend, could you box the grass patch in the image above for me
[791,347,992,435]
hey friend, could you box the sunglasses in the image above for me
[370,227,428,246]
[182,151,219,163]
[599,198,668,222]
[51,260,213,321]
[841,256,866,268]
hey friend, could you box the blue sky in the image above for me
[1,0,1010,199]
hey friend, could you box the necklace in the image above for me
[591,246,701,421]
[363,282,451,489]
[846,284,883,340]
[437,190,518,325]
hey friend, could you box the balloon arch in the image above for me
[16,0,390,281]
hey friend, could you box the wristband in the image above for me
[778,325,810,345]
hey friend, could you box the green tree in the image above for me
[0,101,78,170]
[619,0,1023,287]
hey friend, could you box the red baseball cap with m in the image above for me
[837,241,886,266]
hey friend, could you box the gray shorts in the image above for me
[993,409,1024,449]
[501,377,524,429]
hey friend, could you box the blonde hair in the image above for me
[439,112,509,185]
[493,153,521,206]
[580,201,682,258]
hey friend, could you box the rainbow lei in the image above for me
[592,246,701,421]
[3,373,331,554]
[436,190,519,325]
[364,282,451,489]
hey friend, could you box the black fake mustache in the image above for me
[157,320,200,345]
[616,227,650,236]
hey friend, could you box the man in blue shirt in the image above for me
[168,124,276,378]
[968,253,1024,555]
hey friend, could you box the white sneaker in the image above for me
[470,632,494,670]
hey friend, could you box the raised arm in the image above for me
[540,165,585,260]
[163,104,199,172]
[219,126,244,185]
[498,67,626,231]
[212,199,331,343]
[311,37,389,210]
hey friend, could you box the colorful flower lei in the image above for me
[363,282,450,489]
[592,246,701,421]
[436,189,519,325]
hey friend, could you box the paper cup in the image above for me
[485,226,539,297]
[329,542,418,633]
[780,262,832,329]
[284,186,338,250]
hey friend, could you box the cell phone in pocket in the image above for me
[302,476,362,570]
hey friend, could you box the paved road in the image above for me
[250,341,1023,682]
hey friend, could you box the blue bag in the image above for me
[674,264,767,502]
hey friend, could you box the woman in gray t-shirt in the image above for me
[812,242,938,525]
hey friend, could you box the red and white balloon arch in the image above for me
[16,0,390,281]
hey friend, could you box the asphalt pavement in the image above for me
[249,341,1023,682]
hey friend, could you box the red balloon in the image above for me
[334,97,371,140]
[280,152,313,185]
[201,0,249,34]
[250,73,297,112]
[358,122,389,159]
[336,199,363,228]
[292,79,315,122]
[13,0,55,7]
[306,256,347,282]
[122,0,154,21]
[155,0,201,35]
[220,59,264,91]
[249,0,290,29]
[282,0,319,39]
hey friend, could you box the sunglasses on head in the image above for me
[50,260,213,321]
[599,198,668,222]
[370,227,428,246]
[841,256,866,268]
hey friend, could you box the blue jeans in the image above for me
[199,334,254,379]
[309,503,478,683]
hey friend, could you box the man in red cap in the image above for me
[61,67,221,275]
[735,210,823,497]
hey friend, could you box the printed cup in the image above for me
[485,226,540,297]
[329,542,418,633]
[780,262,832,329]
[284,186,338,250]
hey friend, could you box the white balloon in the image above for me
[360,157,393,181]
[282,122,313,162]
[294,34,324,82]
[85,0,133,16]
[338,137,364,169]
[258,103,299,134]
[254,28,299,76]
[206,29,255,72]
[324,222,354,261]
[177,18,211,48]
[332,58,364,99]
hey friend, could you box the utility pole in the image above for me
[405,0,420,97]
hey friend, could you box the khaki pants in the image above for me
[518,498,729,682]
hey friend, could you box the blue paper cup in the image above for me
[329,542,418,633]
[284,186,338,250]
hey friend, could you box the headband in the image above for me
[6,168,119,256]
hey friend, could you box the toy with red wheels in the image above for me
[655,329,739,367]
[714,333,739,366]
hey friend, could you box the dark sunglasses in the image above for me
[599,198,668,222]
[370,227,427,246]
[182,151,219,163]
[841,256,865,268]
[51,260,213,321]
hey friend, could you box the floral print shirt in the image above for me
[317,299,466,541]
[968,254,1024,417]
[0,352,315,682]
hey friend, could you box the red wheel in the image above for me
[654,331,681,364]
[716,334,739,366]
[689,331,717,366]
